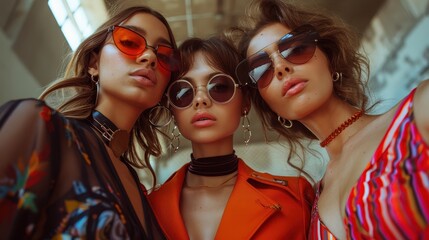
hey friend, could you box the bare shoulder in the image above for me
[413,79,429,143]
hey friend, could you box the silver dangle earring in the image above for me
[332,72,342,82]
[91,74,100,106]
[148,104,172,128]
[170,120,181,152]
[242,110,252,145]
[278,115,293,129]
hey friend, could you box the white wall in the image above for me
[0,30,41,104]
[363,0,429,112]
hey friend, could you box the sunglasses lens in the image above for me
[168,74,237,109]
[208,75,236,103]
[113,27,146,56]
[157,45,179,71]
[245,53,274,88]
[279,40,316,64]
[113,27,178,72]
[241,25,318,89]
[168,81,194,108]
[256,69,274,89]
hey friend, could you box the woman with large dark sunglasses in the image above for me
[231,0,429,239]
[148,36,315,239]
[0,5,179,239]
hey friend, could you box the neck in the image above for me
[300,101,363,144]
[188,151,238,176]
[185,171,238,188]
[320,109,364,147]
[95,101,141,131]
[89,110,130,157]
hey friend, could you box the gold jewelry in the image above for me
[278,115,293,128]
[170,122,181,152]
[184,173,238,188]
[320,110,364,147]
[242,110,251,145]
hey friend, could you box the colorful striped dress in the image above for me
[310,88,429,239]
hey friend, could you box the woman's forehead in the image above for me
[247,23,292,56]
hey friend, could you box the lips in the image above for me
[191,112,216,123]
[281,78,308,97]
[130,68,157,86]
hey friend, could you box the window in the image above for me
[48,0,94,50]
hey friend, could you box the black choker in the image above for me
[89,111,129,157]
[188,151,238,176]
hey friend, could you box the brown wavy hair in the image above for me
[177,36,244,85]
[227,0,370,179]
[39,6,178,185]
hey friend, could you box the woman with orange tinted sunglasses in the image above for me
[0,5,178,239]
[148,36,315,239]
[232,0,429,239]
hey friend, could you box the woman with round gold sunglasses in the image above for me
[149,35,314,240]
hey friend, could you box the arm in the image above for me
[413,79,429,144]
[0,99,59,238]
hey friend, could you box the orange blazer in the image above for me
[149,159,315,239]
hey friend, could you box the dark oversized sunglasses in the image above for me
[108,25,179,71]
[167,73,240,109]
[236,24,319,88]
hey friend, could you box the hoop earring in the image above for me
[170,121,181,152]
[332,72,342,82]
[278,115,293,129]
[91,74,100,106]
[242,110,252,145]
[148,104,172,127]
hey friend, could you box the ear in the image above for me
[242,98,251,116]
[88,52,100,76]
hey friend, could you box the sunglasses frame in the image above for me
[236,24,320,88]
[167,73,240,109]
[108,25,178,71]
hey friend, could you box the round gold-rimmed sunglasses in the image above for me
[167,73,240,109]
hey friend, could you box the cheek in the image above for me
[228,99,246,124]
[157,66,172,84]
[98,47,127,75]
[259,85,278,106]
[172,110,188,131]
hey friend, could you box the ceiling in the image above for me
[104,0,386,44]
[101,0,387,146]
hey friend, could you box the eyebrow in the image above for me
[122,25,172,46]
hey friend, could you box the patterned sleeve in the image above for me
[0,99,61,238]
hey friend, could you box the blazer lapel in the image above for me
[149,164,190,240]
[215,161,280,239]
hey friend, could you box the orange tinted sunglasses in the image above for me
[108,25,179,71]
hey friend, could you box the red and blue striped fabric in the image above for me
[345,88,429,239]
[309,88,429,239]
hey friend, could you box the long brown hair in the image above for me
[228,0,370,179]
[39,6,178,185]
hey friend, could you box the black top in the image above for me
[0,99,166,239]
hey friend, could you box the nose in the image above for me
[193,85,212,109]
[271,52,292,80]
[136,46,157,69]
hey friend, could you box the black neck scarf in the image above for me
[188,151,238,176]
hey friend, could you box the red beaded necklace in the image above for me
[320,110,364,147]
